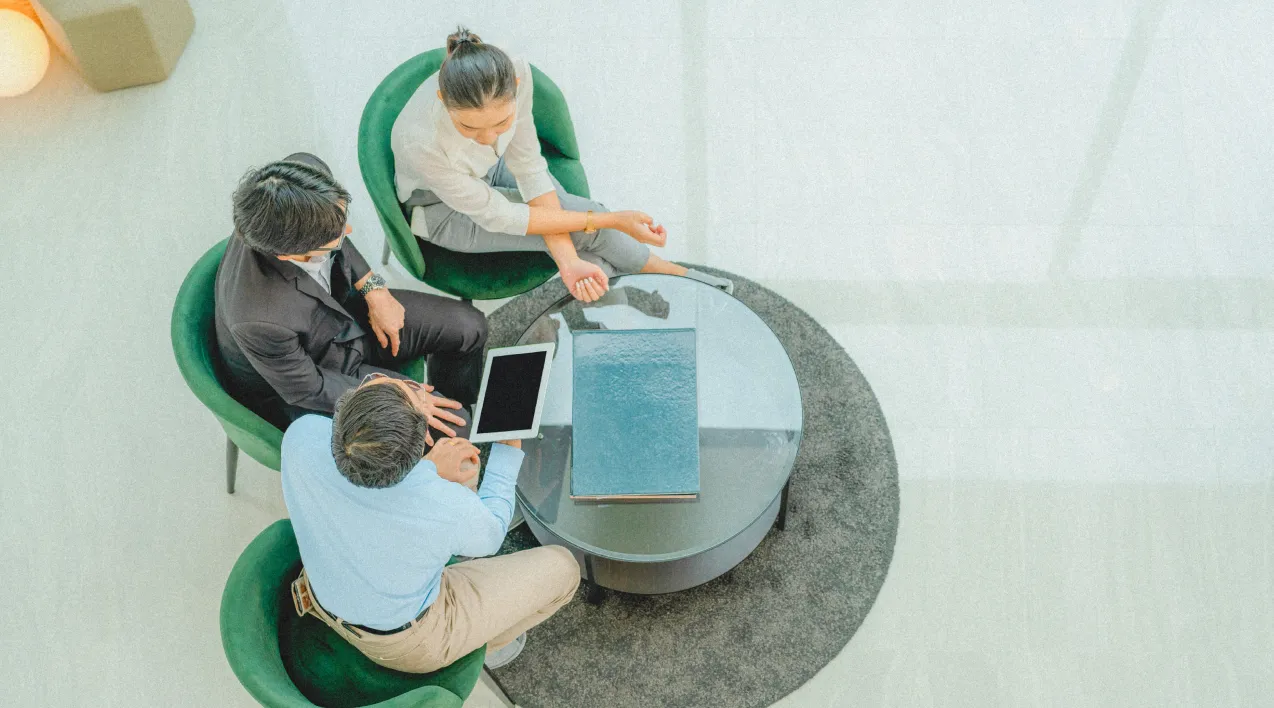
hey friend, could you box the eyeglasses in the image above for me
[313,230,347,253]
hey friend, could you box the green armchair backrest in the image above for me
[171,239,283,470]
[358,48,590,300]
[173,240,428,488]
[220,519,484,708]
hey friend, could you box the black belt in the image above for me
[295,573,429,637]
[345,604,429,637]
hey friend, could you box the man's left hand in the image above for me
[365,289,406,357]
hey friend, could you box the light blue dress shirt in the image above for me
[280,414,524,631]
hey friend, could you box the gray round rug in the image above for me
[486,266,900,708]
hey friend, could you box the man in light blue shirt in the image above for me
[281,373,580,672]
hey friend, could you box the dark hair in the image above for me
[438,26,516,111]
[231,155,351,256]
[331,383,427,488]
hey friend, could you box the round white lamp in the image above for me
[0,7,50,97]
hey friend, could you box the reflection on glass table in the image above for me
[514,275,803,595]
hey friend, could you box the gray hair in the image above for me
[231,156,351,256]
[438,26,516,111]
[331,382,427,488]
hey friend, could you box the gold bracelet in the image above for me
[584,209,597,235]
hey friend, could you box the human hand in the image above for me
[425,437,481,484]
[559,258,609,303]
[365,289,406,357]
[404,380,467,446]
[610,211,667,247]
[497,439,523,449]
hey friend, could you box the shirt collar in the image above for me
[290,252,332,275]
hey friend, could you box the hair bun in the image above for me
[446,25,482,55]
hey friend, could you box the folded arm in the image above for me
[407,138,642,241]
[525,189,575,263]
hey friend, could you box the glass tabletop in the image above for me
[515,274,803,562]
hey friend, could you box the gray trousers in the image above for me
[403,158,651,276]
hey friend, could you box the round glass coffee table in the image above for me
[514,274,803,596]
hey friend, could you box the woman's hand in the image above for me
[559,258,609,303]
[609,211,668,247]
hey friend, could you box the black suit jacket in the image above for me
[214,234,406,425]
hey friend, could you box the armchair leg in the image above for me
[381,238,391,266]
[226,437,239,494]
[480,668,518,708]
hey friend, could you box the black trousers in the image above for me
[356,288,488,407]
[265,289,487,429]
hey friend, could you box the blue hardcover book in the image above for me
[571,328,700,501]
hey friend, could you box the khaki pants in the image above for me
[296,545,581,674]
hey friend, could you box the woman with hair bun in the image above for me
[391,26,733,302]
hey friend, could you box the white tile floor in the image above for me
[1,0,1271,706]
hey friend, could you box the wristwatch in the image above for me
[358,272,387,296]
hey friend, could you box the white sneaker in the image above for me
[484,633,527,669]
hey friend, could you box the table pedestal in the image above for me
[524,490,784,596]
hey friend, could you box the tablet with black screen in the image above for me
[468,343,556,443]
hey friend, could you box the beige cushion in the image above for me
[32,0,193,91]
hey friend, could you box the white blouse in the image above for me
[391,57,555,237]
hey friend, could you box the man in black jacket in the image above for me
[214,152,487,433]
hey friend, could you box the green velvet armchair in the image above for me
[358,48,590,300]
[171,239,283,493]
[171,239,423,494]
[220,519,491,708]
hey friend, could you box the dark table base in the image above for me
[524,486,785,597]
